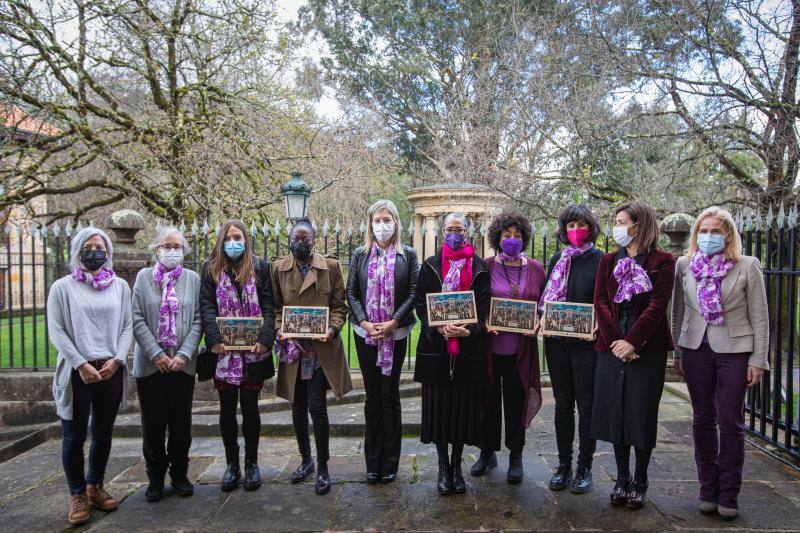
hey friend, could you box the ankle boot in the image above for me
[221,446,241,492]
[437,460,453,495]
[507,451,524,484]
[452,455,466,494]
[470,450,498,476]
[145,472,165,502]
[244,459,262,491]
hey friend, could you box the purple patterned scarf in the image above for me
[498,250,527,263]
[153,261,183,349]
[365,244,397,376]
[71,267,116,291]
[539,243,594,311]
[214,270,265,385]
[689,250,734,325]
[275,339,317,380]
[613,257,653,303]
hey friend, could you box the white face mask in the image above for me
[613,224,636,248]
[159,248,184,269]
[372,221,395,243]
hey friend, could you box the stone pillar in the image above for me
[424,215,438,259]
[106,209,150,289]
[659,212,695,382]
[413,214,424,260]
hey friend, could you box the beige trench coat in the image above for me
[271,252,353,403]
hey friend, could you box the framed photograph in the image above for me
[541,302,595,340]
[426,291,478,327]
[281,306,330,339]
[216,317,264,351]
[488,297,538,334]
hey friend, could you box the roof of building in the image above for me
[0,104,61,139]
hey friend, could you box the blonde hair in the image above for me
[687,206,743,262]
[364,199,403,252]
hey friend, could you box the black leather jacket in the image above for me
[346,244,419,329]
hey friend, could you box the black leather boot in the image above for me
[548,464,572,491]
[625,480,648,510]
[610,474,632,507]
[571,466,592,494]
[470,450,498,477]
[507,451,524,484]
[170,472,194,497]
[145,472,165,502]
[221,447,241,492]
[244,459,262,491]
[437,461,453,495]
[291,455,315,484]
[452,456,466,494]
[315,462,331,495]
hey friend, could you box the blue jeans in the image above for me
[61,366,123,494]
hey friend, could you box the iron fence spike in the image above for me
[777,202,786,228]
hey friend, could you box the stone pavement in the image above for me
[1,388,799,532]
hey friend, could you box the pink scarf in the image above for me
[539,242,594,311]
[214,270,265,385]
[153,261,183,349]
[365,244,397,376]
[689,250,734,325]
[71,267,116,291]
[441,243,474,357]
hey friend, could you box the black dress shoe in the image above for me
[291,458,315,484]
[243,460,262,491]
[221,462,241,492]
[367,472,381,484]
[470,450,498,476]
[610,474,632,507]
[145,475,164,502]
[507,451,523,484]
[170,475,194,497]
[570,466,592,494]
[381,473,397,484]
[437,461,453,495]
[452,460,466,494]
[315,464,332,495]
[625,481,648,510]
[548,464,572,491]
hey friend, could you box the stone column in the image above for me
[424,215,438,259]
[413,214,424,260]
[106,209,150,289]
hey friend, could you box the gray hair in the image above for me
[443,212,468,228]
[69,227,114,271]
[148,226,190,259]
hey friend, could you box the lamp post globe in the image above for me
[282,171,312,222]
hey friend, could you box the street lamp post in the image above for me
[282,171,312,223]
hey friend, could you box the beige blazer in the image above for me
[672,255,769,369]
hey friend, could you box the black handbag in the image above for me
[196,345,216,382]
[246,354,275,382]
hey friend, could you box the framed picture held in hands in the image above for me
[540,302,595,340]
[216,317,264,351]
[488,297,538,334]
[426,291,478,327]
[281,306,330,339]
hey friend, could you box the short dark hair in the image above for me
[291,218,316,239]
[487,211,532,252]
[555,205,601,245]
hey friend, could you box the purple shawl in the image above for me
[689,250,735,325]
[365,243,397,376]
[539,242,594,311]
[613,257,653,303]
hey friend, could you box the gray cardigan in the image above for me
[132,266,203,378]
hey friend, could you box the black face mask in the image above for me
[290,241,313,262]
[81,249,107,271]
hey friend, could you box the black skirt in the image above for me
[590,350,667,450]
[421,382,482,446]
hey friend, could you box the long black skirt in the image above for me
[590,350,667,451]
[421,382,482,446]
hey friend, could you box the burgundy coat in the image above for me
[593,248,676,354]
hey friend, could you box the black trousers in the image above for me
[354,334,407,475]
[218,387,261,461]
[137,370,195,478]
[482,354,525,452]
[545,338,597,468]
[292,366,330,463]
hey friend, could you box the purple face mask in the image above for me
[444,232,466,250]
[500,237,523,258]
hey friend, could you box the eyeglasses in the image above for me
[444,227,467,235]
[159,244,184,251]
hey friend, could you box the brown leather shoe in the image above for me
[87,484,118,511]
[68,492,91,525]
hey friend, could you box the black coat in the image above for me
[199,255,276,352]
[413,250,490,386]
[545,247,603,304]
[346,244,419,329]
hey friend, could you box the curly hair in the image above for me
[555,204,602,245]
[487,211,533,252]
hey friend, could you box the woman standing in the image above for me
[48,227,132,526]
[592,201,675,510]
[541,205,603,494]
[415,212,490,496]
[200,220,275,492]
[346,200,419,484]
[672,206,768,521]
[470,212,545,484]
[132,226,203,502]
[272,218,353,495]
